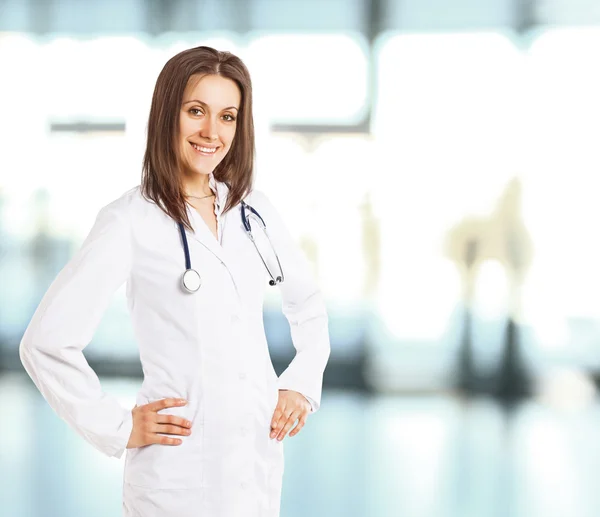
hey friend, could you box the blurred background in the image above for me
[2,0,600,516]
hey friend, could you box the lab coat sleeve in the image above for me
[19,199,134,459]
[251,190,331,413]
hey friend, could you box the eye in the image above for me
[223,114,236,122]
[189,108,204,116]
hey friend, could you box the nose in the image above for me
[200,115,219,141]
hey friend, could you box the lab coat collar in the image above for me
[184,172,230,265]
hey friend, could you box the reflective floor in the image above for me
[3,372,600,517]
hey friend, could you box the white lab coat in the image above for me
[19,178,330,517]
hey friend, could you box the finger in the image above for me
[148,398,187,412]
[271,403,292,432]
[276,412,299,441]
[154,422,192,437]
[156,414,193,429]
[277,410,301,441]
[147,431,184,446]
[289,416,307,437]
[148,415,191,446]
[270,404,288,437]
[271,409,292,439]
[154,414,193,435]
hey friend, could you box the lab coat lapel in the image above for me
[185,204,227,264]
[184,177,231,266]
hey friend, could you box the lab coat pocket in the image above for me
[124,398,205,489]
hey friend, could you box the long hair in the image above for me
[141,46,255,231]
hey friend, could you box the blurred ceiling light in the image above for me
[524,27,600,323]
[41,37,148,119]
[374,31,523,186]
[245,33,368,124]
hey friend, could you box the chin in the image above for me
[190,167,213,176]
[187,159,216,176]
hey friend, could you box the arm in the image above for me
[251,190,331,413]
[19,199,134,459]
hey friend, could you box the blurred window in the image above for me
[245,33,368,125]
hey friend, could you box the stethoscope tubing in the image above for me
[178,200,284,293]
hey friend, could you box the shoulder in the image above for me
[99,185,137,211]
[244,188,293,236]
[96,185,155,220]
[244,188,278,215]
[91,186,143,232]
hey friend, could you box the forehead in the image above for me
[184,74,241,108]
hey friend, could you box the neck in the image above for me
[182,172,212,198]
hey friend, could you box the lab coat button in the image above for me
[240,481,247,489]
[240,426,248,436]
[238,372,246,380]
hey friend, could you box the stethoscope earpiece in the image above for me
[269,276,282,286]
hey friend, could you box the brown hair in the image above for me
[141,45,255,231]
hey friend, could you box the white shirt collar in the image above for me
[208,171,228,212]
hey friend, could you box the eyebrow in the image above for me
[183,99,239,111]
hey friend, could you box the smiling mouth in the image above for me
[190,142,219,156]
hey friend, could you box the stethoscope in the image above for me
[178,200,285,293]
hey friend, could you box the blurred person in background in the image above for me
[19,45,330,517]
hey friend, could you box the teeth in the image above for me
[192,143,217,153]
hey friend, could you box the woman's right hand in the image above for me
[126,398,193,449]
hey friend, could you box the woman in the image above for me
[19,45,330,517]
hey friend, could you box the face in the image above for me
[178,73,241,178]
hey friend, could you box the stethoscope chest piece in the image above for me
[182,268,201,293]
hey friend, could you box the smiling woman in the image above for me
[177,73,242,238]
[19,44,330,517]
[141,46,256,234]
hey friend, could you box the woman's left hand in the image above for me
[270,389,311,441]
